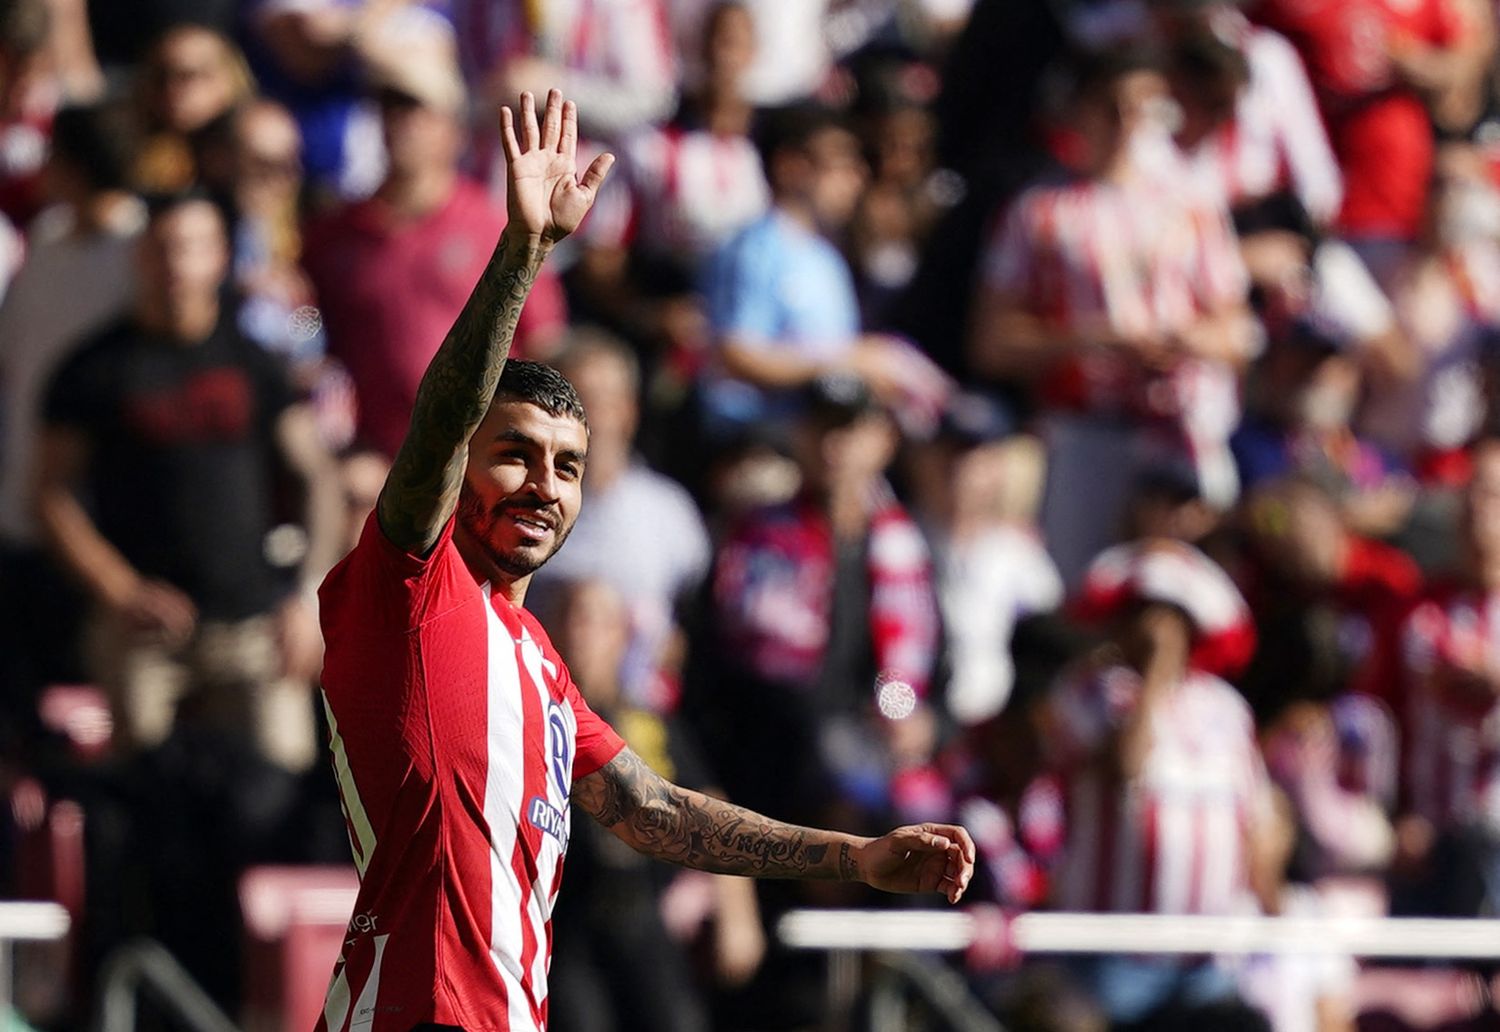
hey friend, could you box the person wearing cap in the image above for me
[692,374,941,829]
[302,31,567,460]
[1043,539,1280,1024]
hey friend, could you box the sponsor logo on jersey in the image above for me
[527,795,569,849]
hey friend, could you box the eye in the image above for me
[557,462,581,481]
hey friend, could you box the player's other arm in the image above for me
[376,89,613,556]
[574,747,975,903]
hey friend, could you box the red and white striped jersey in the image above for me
[587,124,769,260]
[982,165,1248,448]
[454,0,677,137]
[1179,21,1344,223]
[1044,665,1272,915]
[316,512,626,1032]
[1399,582,1500,830]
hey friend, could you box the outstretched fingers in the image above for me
[541,88,562,149]
[520,90,540,151]
[500,105,520,163]
[559,99,578,157]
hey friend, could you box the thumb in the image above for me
[579,152,616,194]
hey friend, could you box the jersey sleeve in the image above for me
[317,508,465,632]
[559,663,626,780]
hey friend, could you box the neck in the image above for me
[456,524,530,605]
[379,165,457,219]
[698,86,753,135]
[75,191,135,234]
[138,295,219,342]
[775,197,818,232]
[1473,549,1500,590]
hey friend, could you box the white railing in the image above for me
[778,908,1500,959]
[0,902,70,1016]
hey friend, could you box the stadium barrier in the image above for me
[0,902,69,1014]
[778,908,1500,959]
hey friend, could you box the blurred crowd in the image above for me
[3,0,1500,1030]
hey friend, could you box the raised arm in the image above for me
[574,747,975,903]
[377,89,613,555]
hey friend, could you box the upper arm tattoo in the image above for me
[377,233,548,556]
[573,748,856,881]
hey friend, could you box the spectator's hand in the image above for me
[276,594,324,682]
[856,822,975,903]
[712,900,766,987]
[110,578,197,645]
[500,89,614,247]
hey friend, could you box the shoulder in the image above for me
[1184,671,1257,728]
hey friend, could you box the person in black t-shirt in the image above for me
[34,192,343,772]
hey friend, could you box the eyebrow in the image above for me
[494,428,587,465]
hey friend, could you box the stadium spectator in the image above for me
[1231,319,1415,540]
[302,38,567,458]
[1364,141,1500,473]
[1244,474,1422,710]
[1394,437,1500,916]
[691,375,939,824]
[33,191,343,771]
[0,0,58,227]
[701,104,948,434]
[1151,0,1344,225]
[1251,0,1496,285]
[455,0,677,184]
[240,0,441,203]
[590,0,767,271]
[133,25,255,194]
[227,98,356,449]
[0,100,142,742]
[904,392,1063,727]
[531,329,712,712]
[969,46,1254,585]
[1045,540,1280,1024]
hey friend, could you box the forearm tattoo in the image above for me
[377,233,548,555]
[575,749,858,881]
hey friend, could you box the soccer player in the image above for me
[316,89,975,1032]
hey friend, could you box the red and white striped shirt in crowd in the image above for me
[1399,582,1500,831]
[1043,664,1273,915]
[982,164,1249,476]
[315,513,626,1032]
[585,123,769,260]
[1179,17,1344,223]
[453,0,677,139]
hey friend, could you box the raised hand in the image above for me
[500,88,614,246]
[857,822,976,904]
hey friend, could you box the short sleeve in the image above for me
[704,227,783,344]
[562,665,627,780]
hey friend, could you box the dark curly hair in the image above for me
[494,359,588,430]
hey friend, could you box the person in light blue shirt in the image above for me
[702,104,924,432]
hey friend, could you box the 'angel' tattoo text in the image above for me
[574,749,861,881]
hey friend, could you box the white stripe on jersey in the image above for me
[1155,793,1194,914]
[349,934,390,1030]
[518,626,562,1004]
[324,693,377,875]
[480,584,532,1030]
[322,964,352,1032]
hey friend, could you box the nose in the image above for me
[524,459,562,504]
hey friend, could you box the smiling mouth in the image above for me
[506,512,554,537]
